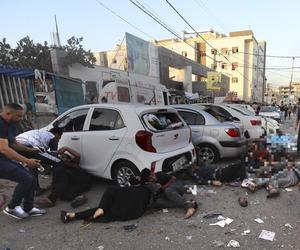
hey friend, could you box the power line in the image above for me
[94,0,155,40]
[164,0,251,84]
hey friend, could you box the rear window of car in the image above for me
[142,112,184,131]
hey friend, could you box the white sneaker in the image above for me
[3,206,29,219]
[27,207,47,217]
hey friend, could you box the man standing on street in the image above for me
[0,103,46,219]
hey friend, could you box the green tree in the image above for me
[63,36,96,68]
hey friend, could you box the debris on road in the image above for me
[189,185,197,195]
[123,224,137,232]
[212,240,225,248]
[203,213,223,219]
[284,223,293,229]
[285,188,293,192]
[19,229,25,233]
[165,236,170,241]
[259,230,276,241]
[96,246,104,250]
[209,217,233,228]
[186,236,192,240]
[162,209,169,213]
[254,218,264,224]
[238,197,248,207]
[227,240,240,248]
[241,229,251,236]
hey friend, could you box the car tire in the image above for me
[112,161,140,187]
[196,144,219,163]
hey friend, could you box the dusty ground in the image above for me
[1,118,300,250]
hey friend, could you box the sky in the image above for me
[1,0,300,87]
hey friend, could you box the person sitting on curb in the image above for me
[36,146,92,208]
[140,168,198,219]
[60,180,159,224]
[0,103,46,219]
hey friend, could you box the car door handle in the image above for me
[71,136,80,141]
[109,136,120,141]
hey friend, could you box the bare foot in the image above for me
[67,212,75,219]
[185,207,196,219]
[93,208,104,219]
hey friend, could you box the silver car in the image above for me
[173,105,247,163]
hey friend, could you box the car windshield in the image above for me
[261,106,277,112]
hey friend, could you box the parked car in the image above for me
[226,104,279,135]
[172,105,247,163]
[259,106,281,122]
[44,104,196,186]
[198,104,265,139]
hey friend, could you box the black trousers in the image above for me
[49,166,91,203]
[216,161,246,182]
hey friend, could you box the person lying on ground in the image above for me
[247,162,300,198]
[60,181,159,224]
[140,168,198,219]
[36,147,92,208]
[0,103,46,219]
[188,161,246,186]
[13,127,63,195]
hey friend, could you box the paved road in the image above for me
[1,118,300,250]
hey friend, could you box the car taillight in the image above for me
[225,128,240,137]
[135,130,156,152]
[150,162,156,172]
[250,120,261,126]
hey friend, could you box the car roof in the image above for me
[66,103,177,114]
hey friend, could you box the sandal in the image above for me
[60,210,69,223]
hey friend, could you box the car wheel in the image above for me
[112,161,140,187]
[197,144,219,163]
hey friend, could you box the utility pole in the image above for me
[289,57,295,103]
[54,15,61,47]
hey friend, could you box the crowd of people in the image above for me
[0,102,300,226]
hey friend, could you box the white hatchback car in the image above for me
[44,104,196,185]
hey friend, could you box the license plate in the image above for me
[172,156,186,171]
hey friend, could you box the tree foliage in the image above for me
[0,36,96,72]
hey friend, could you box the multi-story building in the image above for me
[154,30,267,102]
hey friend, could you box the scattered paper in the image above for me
[96,246,104,250]
[165,236,170,241]
[209,217,233,228]
[19,229,25,233]
[162,209,169,213]
[241,230,251,236]
[254,218,264,224]
[259,230,275,241]
[186,236,192,240]
[217,215,226,220]
[207,189,217,194]
[227,240,240,248]
[284,223,293,229]
[285,188,293,192]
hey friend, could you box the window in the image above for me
[178,111,205,125]
[89,108,125,131]
[211,63,217,70]
[117,86,130,102]
[221,63,227,69]
[182,51,188,57]
[221,48,228,55]
[55,109,89,132]
[143,112,183,131]
[211,49,217,55]
[232,62,238,70]
[232,47,239,53]
[232,77,238,83]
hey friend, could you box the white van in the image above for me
[99,79,170,105]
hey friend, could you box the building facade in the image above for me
[154,30,266,102]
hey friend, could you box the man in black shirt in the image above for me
[0,103,46,219]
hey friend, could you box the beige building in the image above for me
[278,82,300,104]
[154,30,266,102]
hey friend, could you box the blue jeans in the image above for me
[0,157,36,211]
